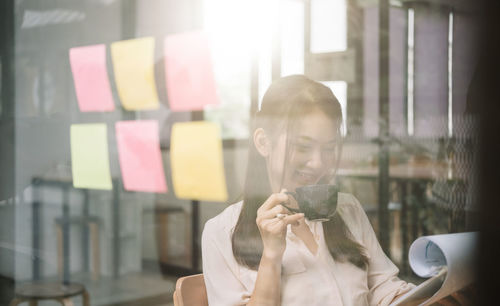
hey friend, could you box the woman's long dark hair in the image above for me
[232,75,369,270]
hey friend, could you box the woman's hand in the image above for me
[248,191,303,306]
[256,190,304,261]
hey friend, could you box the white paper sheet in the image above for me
[390,232,478,306]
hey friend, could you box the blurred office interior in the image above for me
[0,0,492,305]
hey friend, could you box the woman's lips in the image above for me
[295,171,318,185]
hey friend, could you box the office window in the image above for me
[311,0,347,53]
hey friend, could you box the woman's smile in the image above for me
[294,170,320,186]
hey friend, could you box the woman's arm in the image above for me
[346,195,415,305]
[247,192,304,306]
[247,250,283,305]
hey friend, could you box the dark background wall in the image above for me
[0,0,16,303]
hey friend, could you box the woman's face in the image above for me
[265,107,339,193]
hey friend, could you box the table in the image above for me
[32,174,203,280]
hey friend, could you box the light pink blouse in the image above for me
[201,193,414,306]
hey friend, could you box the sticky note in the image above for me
[70,124,112,190]
[170,121,227,201]
[111,37,159,110]
[115,120,167,193]
[164,31,219,111]
[69,44,115,112]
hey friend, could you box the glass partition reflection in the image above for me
[0,0,481,305]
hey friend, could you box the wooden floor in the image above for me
[104,293,173,306]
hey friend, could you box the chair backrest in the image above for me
[173,274,208,306]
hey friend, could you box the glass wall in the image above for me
[0,0,481,305]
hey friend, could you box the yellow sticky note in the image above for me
[171,121,228,202]
[111,37,159,110]
[70,124,112,190]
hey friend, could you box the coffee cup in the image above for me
[283,184,339,222]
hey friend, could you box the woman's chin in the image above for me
[299,177,320,186]
[288,178,318,190]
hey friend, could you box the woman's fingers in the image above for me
[259,193,289,212]
[256,190,301,237]
[260,212,304,231]
[282,213,304,225]
[258,205,290,220]
[265,213,305,231]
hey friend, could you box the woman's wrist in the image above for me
[262,248,284,263]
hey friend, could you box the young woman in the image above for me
[201,75,415,305]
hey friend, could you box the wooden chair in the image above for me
[173,274,208,306]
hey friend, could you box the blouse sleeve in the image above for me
[349,195,415,306]
[202,218,251,306]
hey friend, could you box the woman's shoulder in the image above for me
[203,201,243,236]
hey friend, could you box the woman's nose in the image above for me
[306,148,323,170]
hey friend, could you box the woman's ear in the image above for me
[253,128,271,157]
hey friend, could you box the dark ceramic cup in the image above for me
[284,184,339,222]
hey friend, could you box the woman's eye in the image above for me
[294,144,312,152]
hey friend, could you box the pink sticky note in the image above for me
[115,120,167,193]
[69,44,115,112]
[164,31,219,111]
